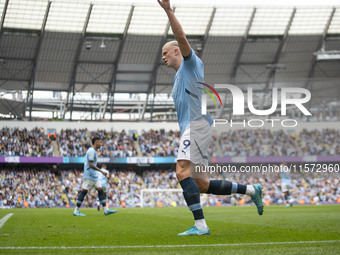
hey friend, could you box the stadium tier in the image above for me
[1,127,339,158]
[1,124,339,209]
[1,168,339,209]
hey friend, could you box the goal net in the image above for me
[140,189,185,208]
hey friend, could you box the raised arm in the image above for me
[158,0,191,57]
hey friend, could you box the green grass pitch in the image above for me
[0,205,339,254]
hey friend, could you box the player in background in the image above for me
[158,0,263,236]
[73,136,117,216]
[97,164,110,211]
[280,163,293,207]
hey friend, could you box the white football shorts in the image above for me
[177,117,212,166]
[281,182,291,193]
[82,178,102,190]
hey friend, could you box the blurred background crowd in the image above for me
[1,168,339,209]
[0,127,339,157]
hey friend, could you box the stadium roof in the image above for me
[0,0,339,121]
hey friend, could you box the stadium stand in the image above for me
[218,129,340,157]
[0,127,138,157]
[1,168,339,209]
[1,127,339,157]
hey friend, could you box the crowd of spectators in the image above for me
[0,127,137,158]
[138,129,180,157]
[219,130,298,157]
[219,129,340,157]
[297,129,340,156]
[1,168,339,209]
[58,129,137,158]
[0,127,53,157]
[0,127,339,157]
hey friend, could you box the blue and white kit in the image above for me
[82,147,102,190]
[172,49,213,166]
[97,168,109,193]
[280,167,291,192]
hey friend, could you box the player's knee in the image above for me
[177,159,190,169]
[176,160,190,181]
[194,178,209,193]
[176,171,185,181]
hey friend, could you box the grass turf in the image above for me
[0,205,339,254]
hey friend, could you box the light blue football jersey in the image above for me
[172,48,213,135]
[83,147,98,181]
[280,167,291,184]
[97,168,109,187]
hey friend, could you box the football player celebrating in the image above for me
[158,0,264,235]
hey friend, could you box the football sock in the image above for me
[180,177,206,228]
[284,192,290,202]
[246,185,255,196]
[76,190,88,208]
[97,189,107,207]
[207,180,247,195]
[195,219,208,230]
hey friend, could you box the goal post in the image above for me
[140,188,183,208]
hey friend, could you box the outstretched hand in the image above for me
[157,0,171,11]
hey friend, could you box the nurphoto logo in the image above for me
[200,83,312,128]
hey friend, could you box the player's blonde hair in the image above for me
[164,40,179,48]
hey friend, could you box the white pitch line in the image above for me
[0,240,339,250]
[0,213,13,229]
